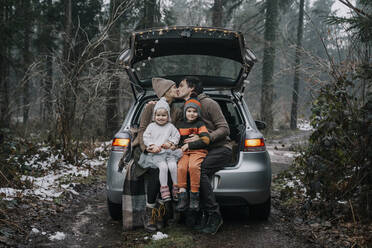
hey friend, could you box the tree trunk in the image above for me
[143,0,156,28]
[290,0,305,130]
[212,0,223,27]
[40,0,54,124]
[209,0,224,79]
[261,0,279,130]
[45,55,53,121]
[0,2,11,128]
[22,0,32,125]
[106,0,121,136]
[61,0,73,159]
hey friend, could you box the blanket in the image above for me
[122,160,146,230]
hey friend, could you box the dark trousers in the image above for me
[199,146,232,215]
[144,168,160,204]
[133,146,160,205]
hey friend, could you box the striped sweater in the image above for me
[177,119,210,150]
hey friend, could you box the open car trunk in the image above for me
[130,95,245,167]
[119,26,257,95]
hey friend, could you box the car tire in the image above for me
[249,196,271,220]
[107,198,122,220]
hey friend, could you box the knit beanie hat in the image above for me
[184,96,201,120]
[153,97,171,122]
[152,77,176,98]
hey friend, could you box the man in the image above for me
[177,76,232,234]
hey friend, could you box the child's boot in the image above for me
[189,192,200,211]
[176,191,188,211]
[172,185,179,202]
[160,186,171,202]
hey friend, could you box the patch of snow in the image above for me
[282,152,298,158]
[283,178,307,196]
[0,188,19,200]
[152,231,168,240]
[316,193,321,199]
[94,146,105,153]
[285,181,295,188]
[297,119,314,131]
[26,153,60,170]
[87,159,105,167]
[1,142,107,201]
[31,228,40,234]
[48,231,66,241]
[38,146,50,152]
[19,162,90,200]
[42,232,46,235]
[69,189,79,195]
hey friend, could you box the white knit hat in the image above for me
[153,97,171,122]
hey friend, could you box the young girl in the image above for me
[138,97,182,202]
[176,93,210,211]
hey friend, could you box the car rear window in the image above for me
[133,55,241,81]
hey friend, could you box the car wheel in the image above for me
[107,198,122,220]
[249,196,271,220]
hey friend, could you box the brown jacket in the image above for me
[197,93,231,150]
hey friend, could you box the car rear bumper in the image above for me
[107,151,271,206]
[213,151,271,206]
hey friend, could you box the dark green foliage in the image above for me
[327,1,372,43]
[284,75,371,220]
[0,129,43,189]
[276,0,372,223]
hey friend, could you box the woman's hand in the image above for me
[146,100,157,107]
[161,141,172,149]
[146,144,161,153]
[152,145,161,153]
[169,143,177,150]
[181,144,189,152]
[184,134,200,143]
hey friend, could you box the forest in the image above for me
[0,0,371,247]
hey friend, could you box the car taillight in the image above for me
[112,138,130,151]
[243,138,266,152]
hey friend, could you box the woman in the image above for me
[132,77,181,232]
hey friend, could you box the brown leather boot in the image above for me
[144,206,157,232]
[156,204,166,230]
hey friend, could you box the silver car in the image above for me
[106,26,271,221]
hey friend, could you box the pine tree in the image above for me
[290,0,305,130]
[261,0,279,130]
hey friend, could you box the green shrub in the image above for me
[281,77,371,221]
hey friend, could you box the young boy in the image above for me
[176,93,210,211]
[138,97,181,202]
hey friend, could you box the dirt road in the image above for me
[25,131,315,248]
